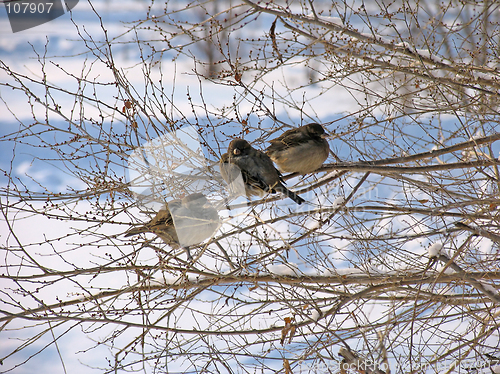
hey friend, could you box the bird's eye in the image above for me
[233,148,241,155]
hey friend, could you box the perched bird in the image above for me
[220,138,305,204]
[124,199,181,246]
[124,193,220,260]
[266,123,330,174]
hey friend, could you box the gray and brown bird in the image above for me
[266,123,330,174]
[220,138,305,204]
[124,193,220,260]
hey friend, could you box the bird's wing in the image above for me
[238,150,285,192]
[148,207,173,228]
[254,150,305,203]
[255,150,287,185]
[267,129,308,152]
[124,205,172,237]
[233,154,272,192]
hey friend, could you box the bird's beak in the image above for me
[321,134,329,139]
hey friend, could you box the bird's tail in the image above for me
[124,227,146,237]
[276,185,305,205]
[182,246,193,261]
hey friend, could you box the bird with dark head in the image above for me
[124,193,220,261]
[220,138,305,204]
[266,123,330,174]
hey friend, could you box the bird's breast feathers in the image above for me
[272,140,328,174]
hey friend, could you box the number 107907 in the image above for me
[6,2,54,14]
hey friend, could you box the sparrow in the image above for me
[220,138,305,204]
[124,193,220,260]
[266,123,330,174]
